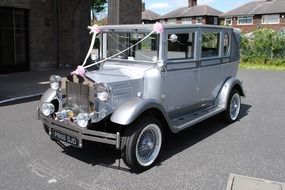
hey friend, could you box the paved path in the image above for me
[0,69,284,189]
[0,69,71,105]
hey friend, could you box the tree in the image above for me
[91,0,107,21]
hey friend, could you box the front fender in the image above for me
[40,88,57,103]
[110,97,169,126]
[218,77,245,109]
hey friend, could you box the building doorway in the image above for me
[0,7,29,74]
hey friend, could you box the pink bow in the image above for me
[71,66,86,77]
[153,22,164,34]
[88,24,100,34]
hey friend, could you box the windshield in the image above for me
[101,32,160,63]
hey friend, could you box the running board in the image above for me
[171,106,225,132]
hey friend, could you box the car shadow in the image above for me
[62,103,251,173]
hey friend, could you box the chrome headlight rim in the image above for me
[95,83,111,102]
[41,102,55,116]
[75,113,90,128]
[49,75,61,90]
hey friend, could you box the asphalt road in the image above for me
[0,69,285,190]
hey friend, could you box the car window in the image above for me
[223,33,230,56]
[167,32,195,60]
[201,32,220,58]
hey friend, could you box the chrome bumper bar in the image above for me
[37,108,121,149]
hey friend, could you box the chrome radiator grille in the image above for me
[66,81,90,113]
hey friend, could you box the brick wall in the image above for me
[108,0,141,24]
[0,0,30,9]
[1,0,91,71]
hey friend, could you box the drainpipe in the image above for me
[55,0,60,68]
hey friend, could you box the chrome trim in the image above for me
[39,112,121,149]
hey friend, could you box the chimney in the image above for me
[142,0,145,12]
[188,0,197,7]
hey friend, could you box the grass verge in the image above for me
[240,62,285,71]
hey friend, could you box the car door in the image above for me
[198,28,229,105]
[162,29,200,113]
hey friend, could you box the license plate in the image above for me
[51,129,79,147]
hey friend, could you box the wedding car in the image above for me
[37,24,245,171]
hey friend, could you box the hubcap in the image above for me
[135,124,162,167]
[230,93,241,120]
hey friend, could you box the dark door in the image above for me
[0,7,29,74]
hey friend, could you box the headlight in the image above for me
[76,113,89,128]
[41,103,55,116]
[49,75,61,90]
[95,83,110,102]
[97,91,109,102]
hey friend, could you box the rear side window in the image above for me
[167,32,195,60]
[201,32,220,58]
[223,33,230,56]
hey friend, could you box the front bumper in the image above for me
[37,108,121,149]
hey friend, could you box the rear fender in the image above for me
[218,77,245,109]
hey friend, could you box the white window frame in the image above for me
[224,17,232,26]
[182,18,192,24]
[168,19,177,24]
[237,16,253,25]
[196,17,203,25]
[214,17,218,25]
[262,14,280,24]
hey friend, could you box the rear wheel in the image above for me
[224,89,241,123]
[123,116,163,172]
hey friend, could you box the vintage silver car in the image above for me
[38,24,245,171]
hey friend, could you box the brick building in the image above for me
[0,0,91,74]
[221,0,285,33]
[108,0,141,25]
[142,1,160,24]
[159,0,222,25]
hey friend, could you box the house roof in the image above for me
[160,5,223,19]
[142,9,160,21]
[222,0,285,17]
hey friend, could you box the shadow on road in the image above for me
[62,103,251,173]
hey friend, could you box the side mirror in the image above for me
[169,34,178,43]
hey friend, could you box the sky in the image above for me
[145,0,253,15]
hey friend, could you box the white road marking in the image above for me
[0,93,42,104]
[48,178,57,184]
[38,81,50,85]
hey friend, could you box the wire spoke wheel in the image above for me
[135,124,162,167]
[229,93,241,120]
[123,116,163,171]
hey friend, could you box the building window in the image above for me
[182,18,192,24]
[214,17,218,25]
[262,14,280,24]
[0,7,29,74]
[167,32,195,60]
[237,16,253,25]
[196,17,203,24]
[225,17,232,25]
[167,19,177,24]
[201,32,220,58]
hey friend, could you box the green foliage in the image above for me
[91,0,107,13]
[241,28,285,65]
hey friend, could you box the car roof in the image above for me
[99,24,233,31]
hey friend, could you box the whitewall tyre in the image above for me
[123,116,164,172]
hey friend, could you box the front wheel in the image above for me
[224,89,241,123]
[123,116,164,172]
